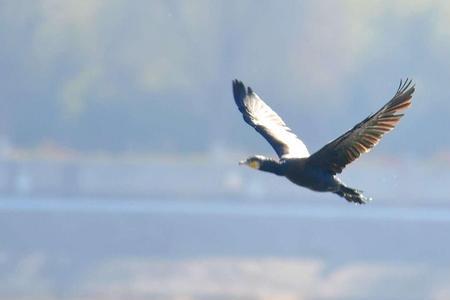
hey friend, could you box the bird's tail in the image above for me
[335,185,371,204]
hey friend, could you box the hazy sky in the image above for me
[1,0,449,155]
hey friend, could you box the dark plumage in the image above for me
[233,79,415,204]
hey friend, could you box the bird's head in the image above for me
[238,155,266,170]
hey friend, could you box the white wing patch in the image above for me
[241,87,309,159]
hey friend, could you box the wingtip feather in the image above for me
[396,78,415,96]
[232,79,247,106]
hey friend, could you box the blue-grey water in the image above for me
[2,197,450,222]
[1,197,450,299]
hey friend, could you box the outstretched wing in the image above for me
[232,79,309,159]
[307,79,415,175]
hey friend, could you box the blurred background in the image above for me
[1,1,450,299]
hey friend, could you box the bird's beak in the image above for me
[238,160,246,166]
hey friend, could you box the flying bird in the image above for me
[232,79,415,204]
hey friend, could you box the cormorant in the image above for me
[232,79,415,204]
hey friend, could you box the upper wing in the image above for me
[232,79,309,159]
[307,79,415,175]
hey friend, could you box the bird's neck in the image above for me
[259,158,284,176]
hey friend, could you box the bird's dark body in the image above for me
[281,158,340,192]
[253,156,367,203]
[259,157,342,193]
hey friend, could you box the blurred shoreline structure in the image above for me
[0,145,449,205]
